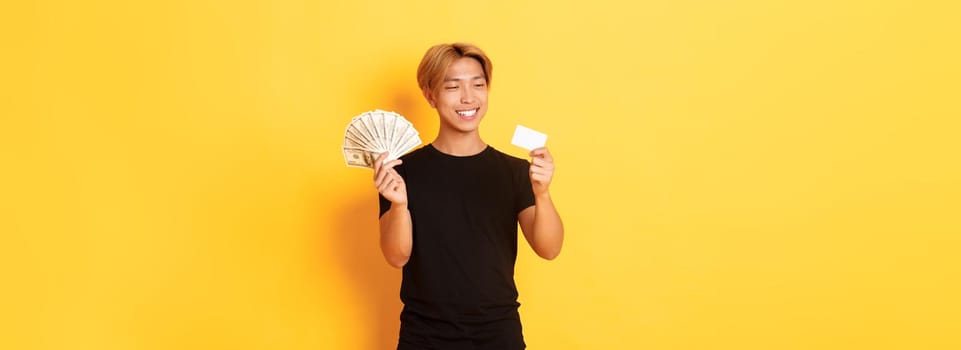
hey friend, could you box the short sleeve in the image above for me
[378,193,392,218]
[514,158,535,214]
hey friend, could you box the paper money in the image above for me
[342,110,422,169]
[342,147,378,168]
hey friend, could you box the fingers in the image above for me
[529,146,554,188]
[377,168,404,194]
[530,165,553,179]
[530,170,552,190]
[531,156,555,169]
[377,173,397,193]
[374,159,402,188]
[529,147,554,169]
[377,168,395,192]
[529,146,555,185]
[528,148,555,195]
[530,160,554,183]
[373,152,388,173]
[530,172,551,184]
[529,147,553,162]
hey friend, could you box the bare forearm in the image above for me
[379,204,412,268]
[532,193,564,260]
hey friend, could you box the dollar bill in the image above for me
[370,111,386,151]
[356,116,381,151]
[342,147,379,169]
[342,110,421,169]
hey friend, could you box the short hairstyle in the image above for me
[417,43,493,96]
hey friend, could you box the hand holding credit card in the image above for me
[511,124,548,150]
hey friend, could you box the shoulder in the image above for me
[399,145,432,162]
[395,145,437,175]
[486,146,530,169]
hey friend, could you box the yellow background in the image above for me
[2,0,959,349]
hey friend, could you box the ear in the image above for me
[422,88,436,108]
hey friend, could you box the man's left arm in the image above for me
[518,147,564,260]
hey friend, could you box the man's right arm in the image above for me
[374,153,412,268]
[379,204,412,268]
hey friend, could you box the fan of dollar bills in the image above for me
[342,110,422,169]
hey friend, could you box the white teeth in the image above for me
[457,109,477,117]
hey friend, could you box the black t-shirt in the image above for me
[379,144,535,345]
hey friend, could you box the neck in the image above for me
[432,128,486,156]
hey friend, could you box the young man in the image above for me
[373,43,564,349]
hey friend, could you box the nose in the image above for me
[460,87,474,104]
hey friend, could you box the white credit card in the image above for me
[511,124,547,150]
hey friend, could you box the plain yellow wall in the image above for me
[3,0,960,349]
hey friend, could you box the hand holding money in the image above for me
[343,110,422,169]
[374,153,407,205]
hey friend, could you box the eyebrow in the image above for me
[443,75,486,82]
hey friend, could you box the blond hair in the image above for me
[416,43,493,97]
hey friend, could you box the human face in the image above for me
[427,57,489,134]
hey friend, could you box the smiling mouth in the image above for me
[456,108,478,118]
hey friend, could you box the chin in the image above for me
[449,124,479,133]
[442,116,483,131]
